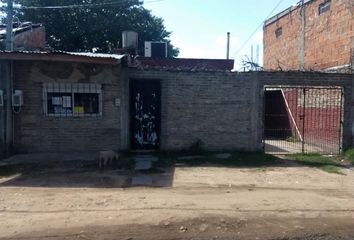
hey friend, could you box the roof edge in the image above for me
[264,0,315,27]
[0,51,125,65]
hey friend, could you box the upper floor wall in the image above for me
[263,0,354,71]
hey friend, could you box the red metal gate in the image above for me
[264,87,343,154]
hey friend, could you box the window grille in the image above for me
[43,83,103,117]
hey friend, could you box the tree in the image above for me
[240,55,263,72]
[4,0,179,57]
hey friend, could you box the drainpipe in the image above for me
[299,0,305,70]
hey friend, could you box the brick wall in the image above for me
[13,26,46,50]
[264,0,353,70]
[13,61,126,153]
[129,70,259,151]
[8,62,354,153]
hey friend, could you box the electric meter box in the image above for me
[12,90,23,107]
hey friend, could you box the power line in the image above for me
[232,0,285,59]
[18,0,166,9]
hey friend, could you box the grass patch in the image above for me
[320,165,345,175]
[155,151,280,168]
[343,149,354,165]
[288,153,344,174]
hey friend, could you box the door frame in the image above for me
[129,78,161,151]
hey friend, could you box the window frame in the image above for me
[275,27,283,38]
[43,83,103,117]
[319,0,331,15]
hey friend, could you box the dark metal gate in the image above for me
[264,87,343,154]
[130,79,161,150]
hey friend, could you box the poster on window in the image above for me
[62,96,72,108]
[52,97,62,105]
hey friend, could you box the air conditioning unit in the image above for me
[12,90,23,107]
[144,41,167,58]
[0,90,3,106]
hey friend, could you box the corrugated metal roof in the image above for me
[0,22,43,39]
[63,51,125,60]
[0,50,126,65]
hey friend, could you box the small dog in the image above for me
[98,150,119,169]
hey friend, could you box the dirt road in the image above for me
[1,162,354,239]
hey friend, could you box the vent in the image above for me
[144,41,167,58]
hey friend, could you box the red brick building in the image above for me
[263,0,353,71]
[0,22,46,51]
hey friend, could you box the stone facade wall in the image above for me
[263,0,353,71]
[13,61,126,153]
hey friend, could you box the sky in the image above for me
[144,0,298,70]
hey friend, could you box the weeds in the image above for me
[288,153,344,174]
[343,149,354,165]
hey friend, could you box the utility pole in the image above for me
[4,0,14,155]
[299,0,305,70]
[226,32,230,60]
[6,0,14,51]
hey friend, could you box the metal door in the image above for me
[130,79,161,150]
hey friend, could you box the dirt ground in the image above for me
[0,159,354,240]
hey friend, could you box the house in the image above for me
[263,0,353,72]
[0,50,352,156]
[0,51,242,154]
[0,22,46,51]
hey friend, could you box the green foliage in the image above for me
[288,153,344,174]
[344,149,354,164]
[8,0,179,56]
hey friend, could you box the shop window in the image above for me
[43,83,102,117]
[319,0,331,14]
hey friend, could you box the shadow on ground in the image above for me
[0,158,175,188]
[0,151,348,188]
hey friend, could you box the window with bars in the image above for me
[43,83,102,117]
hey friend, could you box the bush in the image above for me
[344,149,354,164]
